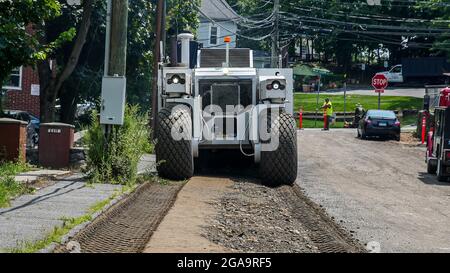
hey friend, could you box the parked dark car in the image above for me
[357,110,401,141]
[4,110,40,130]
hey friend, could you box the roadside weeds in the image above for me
[0,161,33,208]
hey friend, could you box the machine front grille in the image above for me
[199,80,252,112]
[199,48,251,68]
[211,84,239,114]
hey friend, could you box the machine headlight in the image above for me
[272,81,280,90]
[167,74,185,85]
[269,80,285,91]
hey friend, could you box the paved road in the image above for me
[0,173,120,251]
[297,129,450,253]
[323,87,425,98]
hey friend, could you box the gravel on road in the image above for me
[205,178,364,253]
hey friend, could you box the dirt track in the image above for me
[144,177,232,253]
[145,150,363,253]
[298,129,450,253]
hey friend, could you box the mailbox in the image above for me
[39,123,74,168]
[0,118,27,162]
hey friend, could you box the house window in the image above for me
[210,25,219,46]
[2,67,22,90]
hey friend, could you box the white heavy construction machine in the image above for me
[155,33,297,186]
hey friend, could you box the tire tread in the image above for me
[155,107,193,180]
[260,112,298,186]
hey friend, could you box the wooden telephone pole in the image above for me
[271,0,280,68]
[104,0,128,78]
[151,0,165,134]
[108,0,128,77]
[102,0,128,136]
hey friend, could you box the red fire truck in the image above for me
[426,88,450,182]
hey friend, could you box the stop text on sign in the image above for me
[372,74,389,90]
[373,78,387,86]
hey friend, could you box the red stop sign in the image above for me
[372,74,389,90]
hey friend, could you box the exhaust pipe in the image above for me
[169,35,178,67]
[178,32,194,68]
[224,36,231,68]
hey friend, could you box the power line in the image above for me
[280,11,450,33]
[200,0,450,54]
[195,5,275,41]
[287,4,450,24]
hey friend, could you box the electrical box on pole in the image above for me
[100,77,126,125]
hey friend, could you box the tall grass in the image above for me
[0,160,29,176]
[84,105,151,185]
[0,159,32,207]
[294,93,423,112]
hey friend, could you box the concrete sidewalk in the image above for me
[0,153,157,252]
[138,154,156,175]
[14,170,71,184]
[0,173,121,251]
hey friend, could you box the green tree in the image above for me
[37,0,95,122]
[418,0,450,57]
[0,0,61,115]
[58,0,200,124]
[167,0,200,34]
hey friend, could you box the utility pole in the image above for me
[151,0,165,135]
[100,0,128,136]
[109,0,128,76]
[271,0,280,68]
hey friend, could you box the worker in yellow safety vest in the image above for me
[321,98,333,131]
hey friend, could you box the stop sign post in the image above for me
[372,74,389,109]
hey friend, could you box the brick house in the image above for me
[2,66,40,117]
[1,24,41,117]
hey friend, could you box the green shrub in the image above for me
[84,105,152,185]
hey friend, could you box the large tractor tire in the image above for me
[260,111,298,187]
[155,106,194,180]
